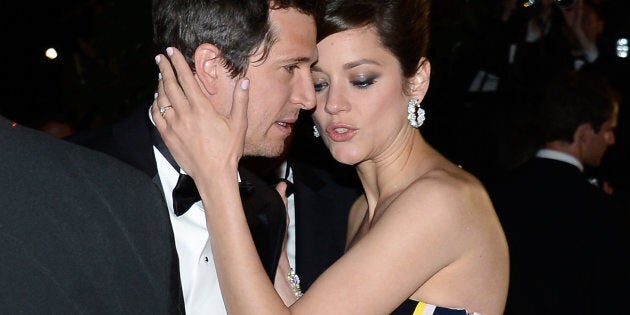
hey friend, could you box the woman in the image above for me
[153,0,509,314]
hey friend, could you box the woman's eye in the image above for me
[351,77,375,88]
[314,81,329,92]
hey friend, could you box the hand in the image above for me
[152,47,249,180]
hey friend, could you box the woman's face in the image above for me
[311,27,415,165]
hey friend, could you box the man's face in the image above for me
[242,8,317,157]
[583,104,618,167]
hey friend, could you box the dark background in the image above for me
[3,0,155,129]
[1,0,500,130]
[2,0,628,191]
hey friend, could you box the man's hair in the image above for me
[540,70,620,143]
[152,0,321,78]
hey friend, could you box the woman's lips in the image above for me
[325,124,356,142]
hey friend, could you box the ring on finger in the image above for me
[159,105,173,117]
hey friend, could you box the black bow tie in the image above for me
[172,173,254,216]
[275,178,294,197]
[150,125,255,216]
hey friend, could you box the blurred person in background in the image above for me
[490,70,629,314]
[0,115,184,313]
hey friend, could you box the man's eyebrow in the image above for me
[278,56,315,64]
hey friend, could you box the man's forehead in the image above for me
[268,7,316,34]
[248,8,317,67]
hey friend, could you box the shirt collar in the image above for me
[536,149,584,172]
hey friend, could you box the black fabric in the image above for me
[172,173,199,216]
[237,167,285,281]
[170,171,283,280]
[489,157,630,314]
[66,103,286,282]
[264,177,294,197]
[391,299,468,315]
[0,116,185,314]
[172,173,255,216]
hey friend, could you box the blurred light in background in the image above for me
[45,48,59,60]
[617,38,628,58]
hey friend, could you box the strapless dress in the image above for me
[391,299,481,315]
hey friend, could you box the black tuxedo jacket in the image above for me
[239,112,364,292]
[66,103,285,281]
[489,157,630,314]
[0,116,184,314]
[289,155,362,292]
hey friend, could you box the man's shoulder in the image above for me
[65,103,158,175]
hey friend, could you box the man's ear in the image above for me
[408,58,431,98]
[194,43,222,95]
[575,123,594,143]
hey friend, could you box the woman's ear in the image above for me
[194,43,222,95]
[408,58,431,98]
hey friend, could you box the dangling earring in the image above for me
[313,125,320,138]
[407,97,425,128]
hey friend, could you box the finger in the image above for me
[151,63,174,130]
[164,47,209,113]
[151,99,165,129]
[155,51,188,121]
[151,64,170,129]
[231,77,250,133]
[151,100,166,127]
[155,52,180,100]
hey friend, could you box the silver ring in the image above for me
[159,105,172,116]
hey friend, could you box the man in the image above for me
[489,71,629,314]
[241,113,363,292]
[67,0,319,313]
[0,116,184,313]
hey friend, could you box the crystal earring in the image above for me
[313,125,320,138]
[407,97,425,128]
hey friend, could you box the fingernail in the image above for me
[241,79,250,90]
[154,92,158,99]
[155,55,161,64]
[166,47,174,56]
[158,72,162,80]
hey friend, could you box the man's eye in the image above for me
[284,65,299,73]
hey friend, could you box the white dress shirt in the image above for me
[150,111,296,313]
[150,110,225,314]
[536,148,584,172]
[154,147,228,314]
[277,161,297,268]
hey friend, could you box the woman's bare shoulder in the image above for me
[387,164,498,245]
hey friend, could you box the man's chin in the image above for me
[243,143,285,158]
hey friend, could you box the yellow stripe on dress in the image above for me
[413,301,437,315]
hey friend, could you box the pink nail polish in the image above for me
[241,79,250,90]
